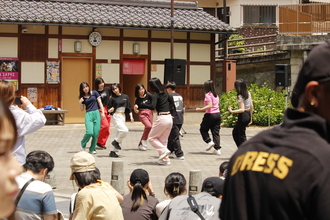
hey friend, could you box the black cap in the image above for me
[292,41,330,107]
[201,177,224,197]
[130,169,149,186]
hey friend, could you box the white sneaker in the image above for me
[157,159,171,165]
[213,149,221,155]
[80,147,86,151]
[141,140,148,147]
[206,141,215,151]
[169,152,176,158]
[177,156,185,160]
[89,151,97,154]
[138,145,147,151]
[159,149,171,160]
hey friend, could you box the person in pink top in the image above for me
[196,80,221,155]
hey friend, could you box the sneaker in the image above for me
[141,140,148,147]
[157,159,171,165]
[97,143,107,149]
[109,151,119,158]
[138,145,147,151]
[169,152,176,158]
[213,149,221,155]
[206,141,215,151]
[112,140,121,150]
[159,149,171,160]
[89,151,97,154]
[177,156,185,160]
[80,146,86,151]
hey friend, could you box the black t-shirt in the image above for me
[169,92,184,124]
[108,94,132,114]
[220,108,330,220]
[140,92,175,115]
[96,87,111,107]
[135,92,152,109]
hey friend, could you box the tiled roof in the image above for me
[0,0,235,33]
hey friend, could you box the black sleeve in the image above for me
[140,93,157,110]
[125,94,132,114]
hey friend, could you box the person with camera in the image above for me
[0,80,46,165]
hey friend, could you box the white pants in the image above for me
[111,112,128,151]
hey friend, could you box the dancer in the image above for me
[0,98,23,219]
[133,83,153,151]
[108,83,134,158]
[196,80,221,155]
[228,78,253,147]
[95,77,112,149]
[165,81,185,160]
[139,77,175,165]
[0,80,46,165]
[79,82,105,154]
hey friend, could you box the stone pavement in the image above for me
[25,122,268,218]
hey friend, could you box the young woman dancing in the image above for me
[79,82,105,154]
[228,78,253,147]
[139,77,175,165]
[94,77,112,149]
[133,83,153,151]
[196,80,221,155]
[108,83,134,158]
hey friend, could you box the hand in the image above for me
[196,107,201,112]
[249,118,253,125]
[127,180,133,193]
[101,112,105,120]
[79,97,84,104]
[228,105,233,113]
[147,180,154,195]
[108,107,114,113]
[21,96,32,108]
[130,117,134,123]
[134,105,139,114]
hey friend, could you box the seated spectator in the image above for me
[219,161,229,179]
[156,172,187,217]
[0,98,23,219]
[159,177,224,220]
[70,151,123,220]
[14,150,57,219]
[121,169,158,220]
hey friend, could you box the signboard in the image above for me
[46,61,60,83]
[123,59,145,75]
[0,57,19,90]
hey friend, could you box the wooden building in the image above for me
[0,0,234,123]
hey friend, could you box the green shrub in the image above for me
[220,83,287,127]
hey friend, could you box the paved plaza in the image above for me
[25,121,268,218]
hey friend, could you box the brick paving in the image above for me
[25,121,268,218]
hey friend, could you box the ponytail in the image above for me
[131,182,148,212]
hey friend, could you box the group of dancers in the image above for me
[78,77,251,165]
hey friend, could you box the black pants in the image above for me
[232,111,251,147]
[167,124,184,157]
[199,113,221,150]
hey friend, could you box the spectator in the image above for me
[14,150,57,219]
[156,172,187,217]
[165,81,185,160]
[220,41,330,220]
[121,169,158,220]
[219,161,229,179]
[160,177,224,220]
[70,151,123,220]
[0,98,23,219]
[0,80,46,165]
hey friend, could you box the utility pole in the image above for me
[170,0,175,59]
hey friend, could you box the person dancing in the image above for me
[133,83,153,151]
[108,83,134,158]
[79,82,105,154]
[139,77,175,165]
[228,78,253,147]
[196,80,221,155]
[94,77,112,150]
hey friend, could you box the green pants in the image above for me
[81,110,101,152]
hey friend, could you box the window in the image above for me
[243,6,276,26]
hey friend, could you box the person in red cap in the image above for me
[220,41,330,220]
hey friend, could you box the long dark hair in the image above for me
[79,82,90,99]
[204,80,218,97]
[111,83,122,96]
[94,77,104,91]
[148,77,164,94]
[135,83,146,98]
[234,78,249,100]
[164,172,186,198]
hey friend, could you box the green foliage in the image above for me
[220,83,288,127]
[228,34,245,53]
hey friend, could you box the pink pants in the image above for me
[97,106,111,146]
[148,114,173,162]
[138,109,153,146]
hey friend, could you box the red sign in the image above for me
[123,59,145,75]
